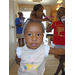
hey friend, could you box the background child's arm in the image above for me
[46,23,53,32]
[46,13,54,32]
[15,55,21,65]
[16,24,23,26]
[49,47,65,55]
[43,13,51,21]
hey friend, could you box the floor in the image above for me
[9,55,62,75]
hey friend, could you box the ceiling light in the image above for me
[56,8,59,10]
[57,0,63,3]
[28,0,42,2]
[57,1,62,3]
[28,0,33,2]
[33,0,42,2]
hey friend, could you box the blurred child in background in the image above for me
[30,4,50,22]
[47,7,65,75]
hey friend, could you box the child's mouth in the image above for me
[31,43,38,46]
[61,16,65,23]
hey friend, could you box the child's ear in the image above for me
[43,33,44,38]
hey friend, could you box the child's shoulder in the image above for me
[53,21,59,23]
[15,18,21,21]
[31,10,36,14]
[15,18,18,20]
[16,45,27,58]
[52,21,62,25]
[16,45,26,51]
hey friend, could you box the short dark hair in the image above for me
[33,4,43,11]
[57,7,65,14]
[59,7,65,10]
[56,7,65,20]
[18,12,23,15]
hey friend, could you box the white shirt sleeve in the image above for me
[45,45,50,57]
[16,47,21,58]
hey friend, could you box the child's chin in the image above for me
[27,45,39,49]
[31,46,39,49]
[32,46,39,49]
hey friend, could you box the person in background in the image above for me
[30,4,50,22]
[47,7,65,75]
[15,12,24,47]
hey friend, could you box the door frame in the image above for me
[9,0,17,70]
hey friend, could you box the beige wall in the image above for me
[19,4,34,9]
[15,0,19,17]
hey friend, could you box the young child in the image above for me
[30,4,50,21]
[15,19,65,75]
[47,7,65,75]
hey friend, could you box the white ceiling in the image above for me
[17,0,65,11]
[17,0,65,5]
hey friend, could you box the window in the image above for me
[22,11,31,22]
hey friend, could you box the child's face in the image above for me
[24,22,44,49]
[19,14,23,19]
[57,8,65,21]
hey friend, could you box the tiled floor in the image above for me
[9,55,62,75]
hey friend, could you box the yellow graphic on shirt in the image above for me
[26,63,38,72]
[54,26,65,37]
[58,27,64,34]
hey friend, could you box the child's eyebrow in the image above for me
[26,31,43,33]
[37,31,43,33]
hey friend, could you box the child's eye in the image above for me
[28,34,32,36]
[37,34,41,36]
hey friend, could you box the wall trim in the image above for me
[9,56,15,70]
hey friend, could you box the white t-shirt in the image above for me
[16,44,50,75]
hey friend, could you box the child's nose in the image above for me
[32,35,37,41]
[60,13,64,17]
